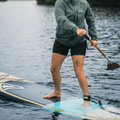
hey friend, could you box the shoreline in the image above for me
[36,0,120,6]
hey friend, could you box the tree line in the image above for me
[36,0,120,6]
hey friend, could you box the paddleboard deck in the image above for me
[0,72,120,120]
[0,72,72,105]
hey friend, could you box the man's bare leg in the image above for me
[72,55,90,107]
[44,53,66,98]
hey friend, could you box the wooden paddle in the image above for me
[85,33,120,70]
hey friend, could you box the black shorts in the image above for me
[53,39,87,56]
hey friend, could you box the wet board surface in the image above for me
[0,72,120,120]
[0,72,72,105]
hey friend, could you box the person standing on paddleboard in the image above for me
[44,0,98,107]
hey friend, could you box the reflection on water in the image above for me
[0,1,120,120]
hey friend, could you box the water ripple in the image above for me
[0,1,120,120]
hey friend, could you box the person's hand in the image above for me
[76,28,86,36]
[76,29,98,47]
[91,40,98,47]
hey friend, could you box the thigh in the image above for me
[71,40,87,56]
[51,53,66,71]
[53,39,69,56]
[72,55,85,72]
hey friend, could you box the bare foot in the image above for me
[43,91,61,98]
[80,101,91,108]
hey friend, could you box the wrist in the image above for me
[76,28,79,33]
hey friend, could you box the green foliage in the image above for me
[36,0,120,6]
[0,0,7,1]
[45,0,52,4]
[37,0,55,5]
[87,0,120,6]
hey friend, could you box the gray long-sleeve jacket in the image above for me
[55,0,97,47]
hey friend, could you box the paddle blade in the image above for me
[107,62,120,70]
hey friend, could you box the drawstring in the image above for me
[85,39,89,50]
[87,40,89,50]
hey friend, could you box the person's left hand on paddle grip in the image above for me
[76,28,86,36]
[91,40,98,47]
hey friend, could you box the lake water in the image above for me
[0,1,120,120]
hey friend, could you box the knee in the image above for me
[74,68,84,77]
[50,67,59,74]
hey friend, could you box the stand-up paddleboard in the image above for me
[0,72,120,120]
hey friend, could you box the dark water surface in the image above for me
[0,1,120,120]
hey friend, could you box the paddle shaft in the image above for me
[85,34,112,62]
[86,34,120,69]
[88,39,106,57]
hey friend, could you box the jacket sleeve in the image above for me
[55,0,79,33]
[85,3,97,41]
